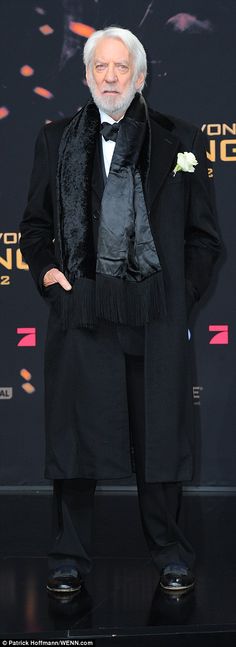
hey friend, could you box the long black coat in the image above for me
[19,107,222,482]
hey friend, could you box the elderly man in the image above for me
[19,26,221,597]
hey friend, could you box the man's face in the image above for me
[86,37,144,119]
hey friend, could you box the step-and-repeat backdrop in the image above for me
[0,0,235,485]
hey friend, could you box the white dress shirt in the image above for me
[99,109,124,177]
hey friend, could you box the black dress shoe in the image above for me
[159,563,195,595]
[47,568,83,595]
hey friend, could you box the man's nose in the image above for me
[104,64,117,82]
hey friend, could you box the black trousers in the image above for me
[48,352,195,574]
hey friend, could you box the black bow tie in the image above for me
[100,121,122,142]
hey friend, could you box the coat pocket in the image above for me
[43,279,97,330]
[43,283,63,319]
[43,282,85,330]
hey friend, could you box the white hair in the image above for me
[83,27,147,92]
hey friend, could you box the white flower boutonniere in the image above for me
[173,152,198,177]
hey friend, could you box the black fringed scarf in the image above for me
[56,92,166,329]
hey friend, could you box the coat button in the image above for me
[93,210,100,221]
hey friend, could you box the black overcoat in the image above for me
[19,106,222,482]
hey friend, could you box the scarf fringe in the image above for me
[95,273,167,325]
[59,273,167,330]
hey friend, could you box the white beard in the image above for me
[87,75,138,118]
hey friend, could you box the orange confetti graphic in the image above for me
[33,86,54,100]
[0,107,9,119]
[39,24,54,35]
[22,383,35,394]
[20,65,34,77]
[69,21,95,38]
[20,369,32,381]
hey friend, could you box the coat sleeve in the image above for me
[19,125,60,296]
[184,127,223,314]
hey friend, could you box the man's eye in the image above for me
[96,64,106,70]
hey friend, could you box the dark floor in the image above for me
[1,493,236,646]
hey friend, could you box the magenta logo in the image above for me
[17,327,36,347]
[209,325,229,345]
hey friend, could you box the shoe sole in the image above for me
[46,583,82,594]
[160,582,195,594]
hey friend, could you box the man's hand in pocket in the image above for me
[43,268,72,291]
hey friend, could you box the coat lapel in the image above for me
[147,115,181,211]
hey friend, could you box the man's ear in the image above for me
[135,72,145,91]
[85,66,90,85]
